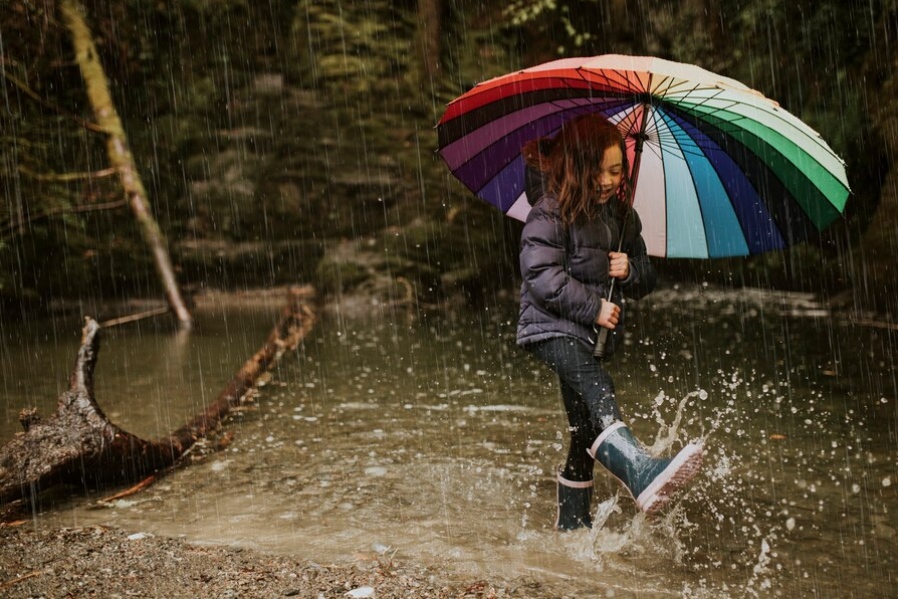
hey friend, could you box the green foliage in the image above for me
[292,0,412,93]
[504,0,600,54]
[5,0,895,311]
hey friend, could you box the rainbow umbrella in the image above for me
[437,55,850,258]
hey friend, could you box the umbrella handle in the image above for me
[593,277,617,360]
[593,326,611,359]
[593,101,650,362]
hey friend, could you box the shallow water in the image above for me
[2,286,896,597]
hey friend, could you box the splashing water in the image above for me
[4,286,896,597]
[556,364,846,597]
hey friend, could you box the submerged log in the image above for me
[0,287,316,505]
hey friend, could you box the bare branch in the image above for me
[0,198,128,241]
[99,307,170,328]
[17,165,117,181]
[1,68,105,133]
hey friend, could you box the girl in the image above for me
[517,113,703,530]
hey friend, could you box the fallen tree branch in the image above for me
[96,474,156,503]
[0,286,317,505]
[99,307,170,328]
[840,316,898,331]
[0,570,43,591]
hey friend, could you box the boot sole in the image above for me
[635,443,704,515]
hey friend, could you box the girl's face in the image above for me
[596,144,624,203]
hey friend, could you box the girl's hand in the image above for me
[609,251,629,279]
[596,298,620,330]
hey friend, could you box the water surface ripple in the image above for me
[2,286,895,597]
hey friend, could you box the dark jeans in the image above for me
[527,336,622,483]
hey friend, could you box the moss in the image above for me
[315,257,372,294]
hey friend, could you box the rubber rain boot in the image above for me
[555,469,593,531]
[589,422,703,515]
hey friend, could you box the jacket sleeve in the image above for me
[520,207,603,327]
[621,210,657,300]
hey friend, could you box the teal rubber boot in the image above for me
[589,422,703,515]
[555,468,593,531]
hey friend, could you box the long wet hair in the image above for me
[522,113,631,226]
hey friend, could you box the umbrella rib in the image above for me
[618,104,644,138]
[576,67,643,98]
[661,91,804,150]
[620,94,667,143]
[662,90,847,169]
[442,64,848,218]
[670,101,850,198]
[658,82,725,99]
[665,103,827,242]
[441,73,637,127]
[661,107,771,254]
[438,58,848,252]
[652,77,706,99]
[665,86,730,116]
[447,67,845,175]
[642,105,666,162]
[444,96,632,175]
[651,75,689,100]
[653,134,703,157]
[655,107,713,258]
[652,117,707,156]
[615,102,674,154]
[655,101,670,256]
[439,81,636,143]
[459,92,640,198]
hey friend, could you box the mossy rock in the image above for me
[313,235,447,302]
[176,239,324,291]
[315,257,372,294]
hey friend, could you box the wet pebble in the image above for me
[0,525,539,598]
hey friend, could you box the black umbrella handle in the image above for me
[593,326,611,359]
[592,209,630,360]
[593,102,651,361]
[593,276,618,360]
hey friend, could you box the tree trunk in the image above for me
[417,0,442,86]
[0,286,316,505]
[853,5,898,315]
[59,0,193,328]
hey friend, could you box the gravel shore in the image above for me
[0,525,559,598]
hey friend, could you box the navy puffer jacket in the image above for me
[516,194,656,355]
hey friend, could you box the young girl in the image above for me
[517,113,703,530]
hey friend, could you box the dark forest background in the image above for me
[3,0,898,316]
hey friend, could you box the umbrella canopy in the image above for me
[437,55,850,258]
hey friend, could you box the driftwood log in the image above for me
[0,287,316,505]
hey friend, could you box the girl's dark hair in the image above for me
[522,113,631,225]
